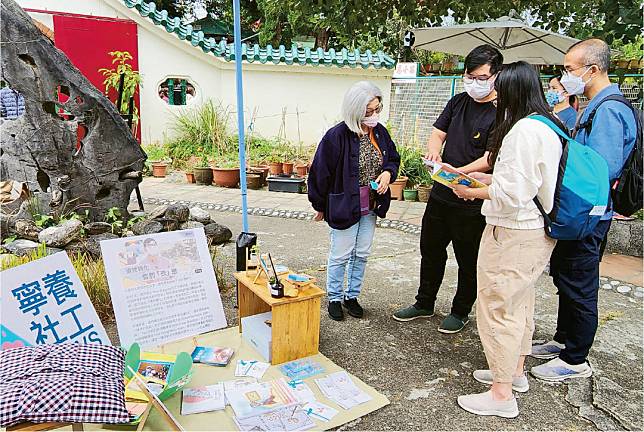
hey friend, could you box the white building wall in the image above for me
[19,0,394,146]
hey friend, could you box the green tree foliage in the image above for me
[149,0,643,55]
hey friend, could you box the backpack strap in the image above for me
[576,94,634,136]
[528,115,572,141]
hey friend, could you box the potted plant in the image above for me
[295,160,308,177]
[212,157,240,188]
[417,169,433,203]
[194,155,213,185]
[143,143,170,178]
[395,146,425,201]
[268,152,283,176]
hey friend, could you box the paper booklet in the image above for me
[227,379,299,420]
[234,406,315,432]
[235,359,270,379]
[181,384,226,415]
[314,371,372,410]
[191,346,234,366]
[423,159,486,189]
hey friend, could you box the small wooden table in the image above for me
[233,272,325,365]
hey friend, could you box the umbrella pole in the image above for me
[233,0,249,233]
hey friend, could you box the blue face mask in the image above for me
[545,90,565,107]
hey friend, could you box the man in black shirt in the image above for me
[393,45,502,333]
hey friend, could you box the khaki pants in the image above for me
[476,224,556,383]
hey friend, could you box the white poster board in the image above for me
[392,62,418,83]
[101,228,227,348]
[0,252,110,349]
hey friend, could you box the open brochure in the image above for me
[423,159,486,189]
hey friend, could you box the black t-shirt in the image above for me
[430,92,496,211]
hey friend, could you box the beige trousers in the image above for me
[476,224,556,383]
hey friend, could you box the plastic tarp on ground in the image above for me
[91,326,389,431]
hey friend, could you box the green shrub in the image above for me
[398,146,426,187]
[166,100,232,165]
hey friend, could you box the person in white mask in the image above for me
[393,45,503,334]
[308,81,401,322]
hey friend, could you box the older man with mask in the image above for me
[531,38,637,381]
[393,45,503,334]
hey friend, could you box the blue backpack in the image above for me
[529,115,610,240]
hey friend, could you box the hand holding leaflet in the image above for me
[422,158,487,189]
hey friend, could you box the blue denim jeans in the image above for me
[326,212,377,302]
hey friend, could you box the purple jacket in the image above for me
[308,122,400,230]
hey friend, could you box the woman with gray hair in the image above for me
[308,81,401,321]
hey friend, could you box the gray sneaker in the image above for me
[392,305,434,322]
[530,340,565,359]
[472,370,530,393]
[438,314,469,333]
[457,390,519,418]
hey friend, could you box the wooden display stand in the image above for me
[234,271,325,365]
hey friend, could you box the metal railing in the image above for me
[389,74,643,148]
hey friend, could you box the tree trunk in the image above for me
[315,28,330,50]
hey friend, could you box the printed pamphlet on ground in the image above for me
[227,379,299,419]
[181,384,225,415]
[234,406,315,432]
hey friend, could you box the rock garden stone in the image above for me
[64,240,89,256]
[85,221,113,235]
[165,204,190,222]
[189,207,211,224]
[180,221,205,230]
[147,205,168,220]
[14,219,41,241]
[2,239,62,256]
[132,219,163,236]
[86,233,119,258]
[38,219,82,247]
[204,223,233,245]
[156,217,179,231]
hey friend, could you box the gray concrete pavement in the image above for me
[201,212,643,431]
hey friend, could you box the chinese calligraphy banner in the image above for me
[101,228,227,348]
[1,252,110,349]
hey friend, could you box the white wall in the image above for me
[19,0,394,146]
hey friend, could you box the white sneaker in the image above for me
[457,390,519,418]
[530,340,565,359]
[530,357,592,382]
[472,370,530,393]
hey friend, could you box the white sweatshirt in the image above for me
[482,117,563,230]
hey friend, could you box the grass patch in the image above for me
[599,310,624,325]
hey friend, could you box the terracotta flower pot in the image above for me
[185,172,195,183]
[417,184,432,202]
[193,167,213,185]
[282,162,294,176]
[389,176,408,200]
[246,173,263,190]
[151,162,168,178]
[295,164,308,177]
[251,165,270,184]
[269,162,283,175]
[212,167,240,188]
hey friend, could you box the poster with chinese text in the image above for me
[101,228,227,348]
[0,252,110,350]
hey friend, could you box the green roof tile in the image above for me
[122,0,395,69]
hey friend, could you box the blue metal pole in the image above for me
[233,0,249,232]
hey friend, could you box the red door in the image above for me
[53,14,141,140]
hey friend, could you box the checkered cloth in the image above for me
[0,344,130,427]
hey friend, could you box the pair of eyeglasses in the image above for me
[563,64,595,74]
[463,74,492,85]
[365,103,383,116]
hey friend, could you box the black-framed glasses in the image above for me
[365,102,383,116]
[463,74,493,85]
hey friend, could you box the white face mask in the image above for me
[560,67,592,96]
[463,77,494,100]
[361,113,379,128]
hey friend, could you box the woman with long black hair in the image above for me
[451,61,568,418]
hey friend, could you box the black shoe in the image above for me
[328,301,344,321]
[343,298,364,318]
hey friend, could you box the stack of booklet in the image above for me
[191,346,235,366]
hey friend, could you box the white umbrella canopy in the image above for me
[410,17,579,65]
